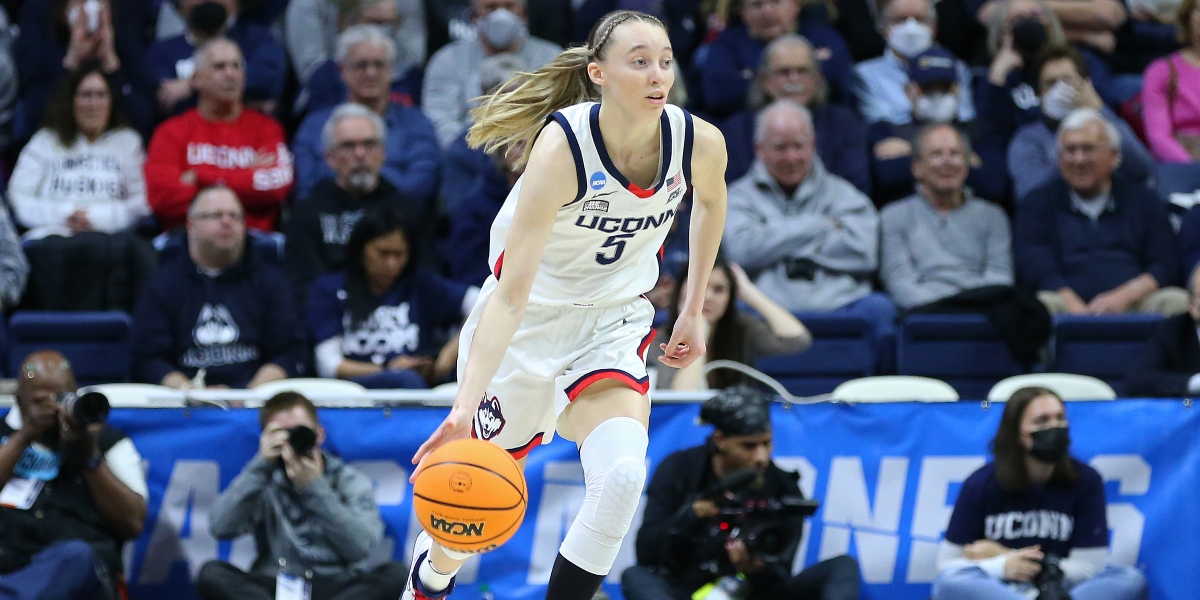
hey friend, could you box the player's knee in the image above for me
[590,457,646,538]
[578,417,649,539]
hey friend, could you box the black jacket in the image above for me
[635,444,804,592]
[1126,314,1200,397]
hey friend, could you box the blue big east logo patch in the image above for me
[590,171,607,190]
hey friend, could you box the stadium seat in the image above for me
[987,373,1117,402]
[755,314,876,396]
[831,376,959,402]
[1051,315,1163,394]
[897,314,1024,400]
[8,312,132,385]
[252,378,367,403]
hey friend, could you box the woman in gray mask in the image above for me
[930,387,1149,600]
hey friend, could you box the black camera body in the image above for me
[58,391,110,426]
[287,425,317,457]
[718,495,819,564]
[1035,554,1071,600]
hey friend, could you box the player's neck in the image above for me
[596,103,661,164]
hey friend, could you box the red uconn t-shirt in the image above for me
[144,109,293,231]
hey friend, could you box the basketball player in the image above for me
[403,10,728,600]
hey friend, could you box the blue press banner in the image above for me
[69,400,1200,599]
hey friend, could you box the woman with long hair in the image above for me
[307,208,474,389]
[403,9,728,600]
[649,254,811,390]
[931,387,1148,600]
[8,63,147,241]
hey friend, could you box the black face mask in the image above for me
[189,1,227,36]
[1011,18,1047,58]
[1029,426,1070,463]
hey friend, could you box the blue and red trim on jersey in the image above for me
[682,109,695,187]
[549,112,587,206]
[589,103,673,199]
[565,368,650,401]
[469,428,545,461]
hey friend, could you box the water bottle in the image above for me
[479,583,495,600]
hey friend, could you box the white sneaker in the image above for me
[401,531,456,600]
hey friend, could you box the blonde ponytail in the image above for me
[466,10,665,167]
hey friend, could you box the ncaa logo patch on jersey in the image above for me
[474,395,506,441]
[590,171,608,190]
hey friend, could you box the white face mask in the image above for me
[477,8,528,50]
[888,17,933,58]
[915,92,958,123]
[1041,80,1078,121]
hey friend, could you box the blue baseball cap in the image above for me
[908,46,958,87]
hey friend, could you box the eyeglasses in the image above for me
[347,59,391,73]
[192,210,244,222]
[770,65,815,78]
[334,138,383,153]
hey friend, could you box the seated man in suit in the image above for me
[1127,266,1200,397]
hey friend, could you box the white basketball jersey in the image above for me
[487,102,694,307]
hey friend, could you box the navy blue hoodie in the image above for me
[131,241,307,387]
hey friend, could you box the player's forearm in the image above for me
[455,292,527,412]
[682,193,727,317]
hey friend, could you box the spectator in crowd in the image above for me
[0,350,148,599]
[976,0,1126,55]
[855,0,975,126]
[144,38,293,232]
[646,256,811,390]
[300,0,425,114]
[719,34,870,194]
[700,0,858,118]
[724,100,894,339]
[147,0,286,116]
[1181,204,1200,278]
[307,209,473,389]
[623,386,860,600]
[9,64,148,241]
[1142,0,1200,162]
[1009,45,1154,201]
[0,204,28,310]
[0,7,16,152]
[443,142,523,287]
[1015,108,1188,316]
[14,0,154,143]
[1127,266,1200,397]
[293,26,440,201]
[286,0,425,87]
[977,0,1068,138]
[1113,0,1181,79]
[286,103,426,305]
[932,387,1148,600]
[132,185,307,389]
[422,0,562,147]
[881,124,1051,365]
[197,392,407,600]
[868,46,1010,206]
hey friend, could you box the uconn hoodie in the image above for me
[131,241,306,387]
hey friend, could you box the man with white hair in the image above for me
[285,103,426,305]
[1015,108,1188,316]
[724,99,894,339]
[854,0,975,125]
[292,25,440,201]
[144,38,293,232]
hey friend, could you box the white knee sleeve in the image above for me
[559,417,649,576]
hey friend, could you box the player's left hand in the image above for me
[659,312,707,369]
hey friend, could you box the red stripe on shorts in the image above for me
[508,433,545,461]
[638,327,657,362]
[493,251,505,278]
[565,369,650,401]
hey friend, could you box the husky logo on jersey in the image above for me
[589,171,608,190]
[193,304,239,346]
[583,199,610,213]
[475,395,505,440]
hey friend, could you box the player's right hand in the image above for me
[410,404,474,483]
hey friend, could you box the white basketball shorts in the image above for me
[458,277,657,459]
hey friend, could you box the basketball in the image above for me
[412,438,529,554]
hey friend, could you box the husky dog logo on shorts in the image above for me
[475,395,506,440]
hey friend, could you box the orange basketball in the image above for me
[412,438,528,554]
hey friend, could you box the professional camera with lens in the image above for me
[1035,554,1071,600]
[689,468,819,566]
[287,425,317,457]
[57,390,110,426]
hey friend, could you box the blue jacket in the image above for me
[1178,206,1200,281]
[443,165,508,287]
[292,103,441,204]
[1014,177,1180,301]
[720,104,870,195]
[146,22,286,113]
[439,128,494,216]
[301,61,423,115]
[131,245,307,387]
[700,21,859,118]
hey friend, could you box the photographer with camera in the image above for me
[0,350,148,599]
[932,387,1148,600]
[621,387,860,600]
[197,392,407,600]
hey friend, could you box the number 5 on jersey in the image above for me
[597,233,635,265]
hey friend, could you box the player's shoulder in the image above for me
[687,114,727,168]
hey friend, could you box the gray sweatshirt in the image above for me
[724,158,879,312]
[879,192,1013,310]
[208,452,384,577]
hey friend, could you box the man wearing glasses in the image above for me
[131,186,307,389]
